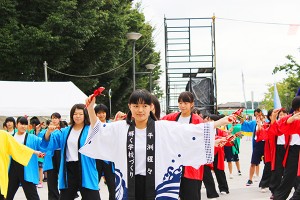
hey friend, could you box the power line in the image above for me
[217,17,300,26]
[47,23,164,78]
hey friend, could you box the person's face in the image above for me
[278,112,287,120]
[51,116,60,126]
[128,102,152,123]
[6,121,14,129]
[16,122,27,134]
[73,108,85,125]
[178,101,194,115]
[96,111,107,122]
[254,111,263,120]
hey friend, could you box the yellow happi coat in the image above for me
[0,130,34,198]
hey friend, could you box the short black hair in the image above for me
[51,112,61,119]
[69,104,90,126]
[128,89,152,105]
[61,121,68,127]
[4,117,16,128]
[178,91,194,103]
[151,94,161,120]
[278,109,288,116]
[254,108,262,113]
[46,119,51,126]
[30,116,40,126]
[126,89,157,124]
[209,114,223,121]
[292,96,300,111]
[192,107,201,115]
[94,104,110,120]
[17,116,28,125]
[267,109,274,122]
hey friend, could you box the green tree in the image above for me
[0,0,162,115]
[270,55,300,111]
[260,79,297,111]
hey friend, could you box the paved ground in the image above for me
[14,136,294,199]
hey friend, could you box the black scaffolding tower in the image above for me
[164,16,217,114]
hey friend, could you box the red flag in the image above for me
[288,24,299,35]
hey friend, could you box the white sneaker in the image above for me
[209,198,218,200]
[37,182,43,188]
[220,191,227,195]
[261,188,267,193]
[229,174,233,179]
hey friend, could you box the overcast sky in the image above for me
[134,0,300,104]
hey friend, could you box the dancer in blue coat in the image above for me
[6,117,45,200]
[41,104,100,200]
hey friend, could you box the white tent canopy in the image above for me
[0,81,88,118]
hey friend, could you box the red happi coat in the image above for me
[276,114,300,176]
[214,128,233,170]
[161,112,205,180]
[263,122,285,170]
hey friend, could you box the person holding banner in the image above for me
[80,89,234,199]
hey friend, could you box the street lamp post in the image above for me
[135,64,156,92]
[43,61,48,82]
[146,64,156,93]
[126,32,142,91]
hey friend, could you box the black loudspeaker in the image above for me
[186,78,214,114]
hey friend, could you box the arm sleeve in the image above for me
[79,119,122,162]
[41,129,63,151]
[7,134,34,166]
[277,115,300,135]
[159,121,215,168]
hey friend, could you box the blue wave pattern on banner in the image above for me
[115,168,128,200]
[114,165,183,199]
[155,165,183,199]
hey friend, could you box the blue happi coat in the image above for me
[11,133,44,185]
[41,125,99,190]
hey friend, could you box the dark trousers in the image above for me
[203,165,219,198]
[47,150,61,200]
[0,189,4,200]
[179,176,201,200]
[59,161,100,200]
[274,145,299,200]
[135,175,146,199]
[96,160,115,200]
[213,154,229,193]
[259,161,271,188]
[269,145,285,194]
[6,160,40,200]
[290,177,300,200]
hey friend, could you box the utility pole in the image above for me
[43,61,48,82]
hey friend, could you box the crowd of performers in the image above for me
[0,88,299,200]
[241,98,300,200]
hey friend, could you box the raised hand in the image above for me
[215,137,227,147]
[114,111,127,121]
[33,150,45,158]
[85,87,105,108]
[291,112,300,121]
